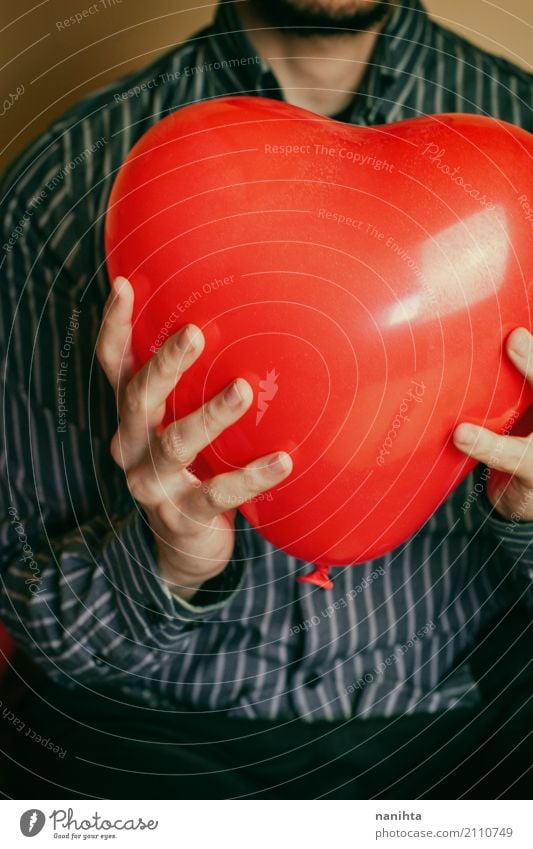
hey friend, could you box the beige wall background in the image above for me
[1,0,531,175]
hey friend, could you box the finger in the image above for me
[506,328,533,384]
[96,277,135,400]
[453,423,533,482]
[187,451,293,523]
[127,378,252,506]
[112,324,204,470]
[153,378,253,474]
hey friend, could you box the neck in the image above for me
[235,1,393,116]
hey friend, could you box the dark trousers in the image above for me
[1,612,532,799]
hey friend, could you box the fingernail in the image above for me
[113,276,129,295]
[224,380,243,407]
[510,328,530,358]
[177,325,195,352]
[455,425,476,445]
[268,452,291,475]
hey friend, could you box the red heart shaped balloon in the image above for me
[105,96,533,587]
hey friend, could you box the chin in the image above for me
[248,0,393,33]
[291,0,383,10]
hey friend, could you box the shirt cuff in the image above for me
[164,531,248,613]
[102,509,247,640]
[476,487,533,579]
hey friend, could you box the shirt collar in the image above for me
[204,0,430,101]
[372,0,431,81]
[204,0,274,95]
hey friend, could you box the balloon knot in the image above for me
[296,565,334,590]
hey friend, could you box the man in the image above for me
[1,0,532,798]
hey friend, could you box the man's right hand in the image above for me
[96,276,292,602]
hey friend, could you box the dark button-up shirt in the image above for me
[1,0,532,720]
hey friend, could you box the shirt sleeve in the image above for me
[473,466,533,609]
[0,132,248,690]
[1,499,247,688]
[475,488,533,574]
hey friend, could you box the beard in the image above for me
[246,0,394,37]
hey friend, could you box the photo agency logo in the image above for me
[20,809,45,837]
[256,369,279,425]
[19,807,159,838]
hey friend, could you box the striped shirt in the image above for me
[1,0,532,721]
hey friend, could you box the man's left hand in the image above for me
[453,327,533,522]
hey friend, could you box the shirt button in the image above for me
[304,671,322,689]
